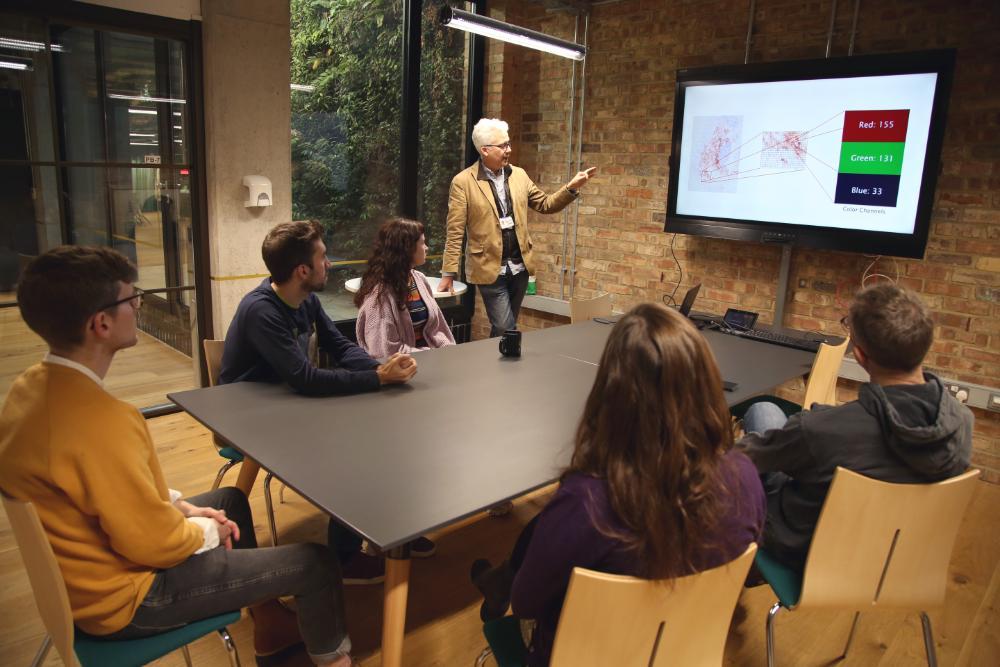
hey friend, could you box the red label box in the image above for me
[841,109,910,142]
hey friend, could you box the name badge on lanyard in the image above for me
[499,216,514,230]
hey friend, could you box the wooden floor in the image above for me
[0,302,197,408]
[0,412,997,666]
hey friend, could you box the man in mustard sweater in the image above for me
[0,247,353,667]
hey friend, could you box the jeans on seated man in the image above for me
[736,284,973,573]
[0,247,353,666]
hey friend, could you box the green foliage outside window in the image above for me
[290,0,466,266]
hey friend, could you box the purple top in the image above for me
[510,449,765,666]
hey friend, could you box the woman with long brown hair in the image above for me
[355,218,455,357]
[471,303,765,666]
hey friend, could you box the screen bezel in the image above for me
[664,50,956,259]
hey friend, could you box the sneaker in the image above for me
[410,535,436,558]
[341,552,385,585]
[488,501,514,518]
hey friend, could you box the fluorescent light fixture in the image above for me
[291,83,315,93]
[129,142,158,146]
[0,59,31,71]
[128,108,157,115]
[0,37,65,52]
[173,111,182,116]
[173,125,182,130]
[129,133,156,137]
[108,93,187,104]
[439,6,586,61]
[174,139,183,144]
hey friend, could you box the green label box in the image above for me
[838,141,905,175]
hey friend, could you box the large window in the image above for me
[290,0,470,321]
[0,8,203,408]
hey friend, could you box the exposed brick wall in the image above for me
[471,0,1000,481]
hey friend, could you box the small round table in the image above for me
[344,276,468,299]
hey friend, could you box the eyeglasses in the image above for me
[484,141,511,150]
[839,315,850,331]
[98,288,144,312]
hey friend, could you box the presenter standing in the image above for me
[439,118,596,336]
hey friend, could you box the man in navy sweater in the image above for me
[220,220,415,392]
[220,220,425,586]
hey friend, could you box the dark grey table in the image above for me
[168,319,815,667]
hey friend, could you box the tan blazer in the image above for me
[442,162,578,285]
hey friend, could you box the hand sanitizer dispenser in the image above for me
[242,175,272,207]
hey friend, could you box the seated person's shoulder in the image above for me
[724,447,762,479]
[554,473,612,519]
[245,293,281,319]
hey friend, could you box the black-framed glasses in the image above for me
[484,141,511,150]
[98,288,144,312]
[839,315,850,331]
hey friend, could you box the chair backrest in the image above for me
[202,339,225,387]
[550,542,757,667]
[801,336,850,409]
[799,466,981,612]
[569,294,612,324]
[1,491,81,667]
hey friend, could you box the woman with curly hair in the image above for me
[470,303,765,666]
[355,218,455,357]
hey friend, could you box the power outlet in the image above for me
[946,383,970,404]
[988,393,1000,413]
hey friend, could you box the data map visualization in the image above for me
[689,109,911,210]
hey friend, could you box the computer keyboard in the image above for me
[734,328,823,352]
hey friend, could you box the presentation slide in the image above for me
[674,73,939,234]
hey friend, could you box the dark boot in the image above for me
[470,558,514,621]
[248,599,304,666]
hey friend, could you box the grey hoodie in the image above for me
[739,372,973,571]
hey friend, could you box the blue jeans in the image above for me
[743,401,789,436]
[100,487,350,663]
[743,402,793,503]
[478,270,530,337]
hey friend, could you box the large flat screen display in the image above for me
[665,50,955,258]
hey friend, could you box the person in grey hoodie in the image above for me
[737,283,973,572]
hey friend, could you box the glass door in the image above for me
[0,8,203,409]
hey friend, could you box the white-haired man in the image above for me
[440,118,596,336]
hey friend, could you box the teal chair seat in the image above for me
[74,611,241,666]
[753,549,802,609]
[218,447,244,463]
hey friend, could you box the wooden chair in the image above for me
[732,336,851,420]
[477,542,757,667]
[569,293,612,324]
[1,491,242,667]
[755,466,981,667]
[202,340,243,489]
[203,339,280,546]
[800,335,850,408]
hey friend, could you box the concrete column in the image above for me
[201,0,292,337]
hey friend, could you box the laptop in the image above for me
[594,283,702,325]
[678,283,701,317]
